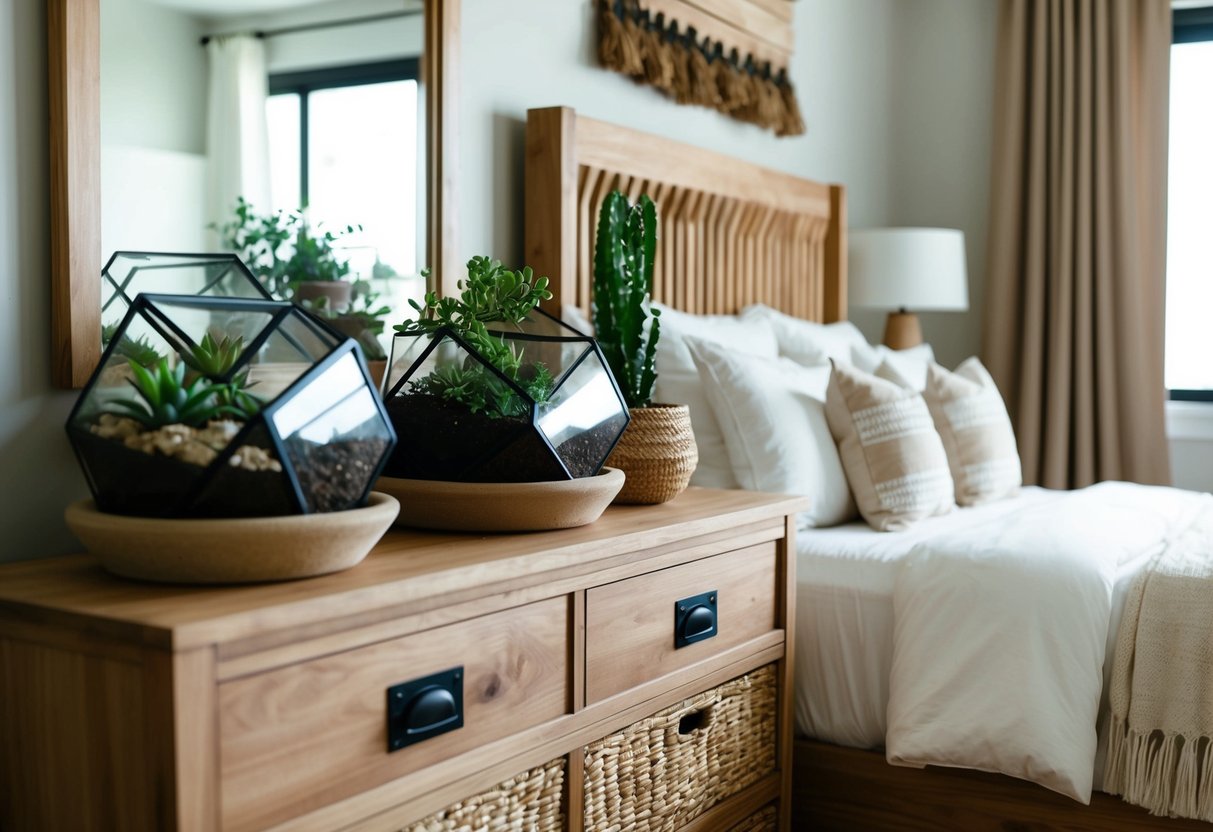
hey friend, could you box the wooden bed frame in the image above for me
[521,106,1206,831]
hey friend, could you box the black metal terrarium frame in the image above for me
[102,251,274,321]
[69,293,396,516]
[384,307,631,482]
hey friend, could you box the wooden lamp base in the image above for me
[882,311,922,350]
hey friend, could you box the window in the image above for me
[1166,9,1213,401]
[266,59,421,281]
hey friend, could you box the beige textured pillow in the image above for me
[923,358,1021,506]
[825,361,955,531]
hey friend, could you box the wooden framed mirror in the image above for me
[47,0,459,388]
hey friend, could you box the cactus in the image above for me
[593,190,660,409]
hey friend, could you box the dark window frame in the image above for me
[1167,10,1213,401]
[267,58,420,208]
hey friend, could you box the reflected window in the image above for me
[266,60,419,280]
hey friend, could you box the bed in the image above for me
[523,106,1211,831]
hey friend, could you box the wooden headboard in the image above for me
[524,106,847,322]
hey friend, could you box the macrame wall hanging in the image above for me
[598,0,805,137]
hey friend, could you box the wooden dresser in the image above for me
[0,488,804,832]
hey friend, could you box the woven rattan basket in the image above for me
[727,804,778,831]
[583,664,777,831]
[605,403,698,505]
[401,756,565,832]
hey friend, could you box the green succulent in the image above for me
[408,355,553,419]
[182,333,244,378]
[593,190,660,408]
[102,323,164,369]
[394,257,555,418]
[108,359,250,429]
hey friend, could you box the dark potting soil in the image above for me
[552,412,629,478]
[71,427,293,518]
[283,437,391,513]
[384,394,623,482]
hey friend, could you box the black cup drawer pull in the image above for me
[387,666,464,752]
[674,590,718,649]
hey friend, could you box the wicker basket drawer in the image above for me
[583,664,778,831]
[585,543,778,702]
[399,756,566,832]
[219,596,569,831]
[727,804,778,832]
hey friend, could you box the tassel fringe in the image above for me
[596,0,805,137]
[1104,716,1213,822]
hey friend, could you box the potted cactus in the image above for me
[593,191,697,504]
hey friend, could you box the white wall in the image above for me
[101,0,209,154]
[0,0,88,561]
[0,0,998,561]
[459,0,901,262]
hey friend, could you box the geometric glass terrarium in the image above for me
[382,307,629,482]
[102,251,273,332]
[68,293,395,518]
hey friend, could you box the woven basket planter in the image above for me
[583,664,777,831]
[401,756,565,832]
[605,403,698,505]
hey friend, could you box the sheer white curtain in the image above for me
[205,35,271,239]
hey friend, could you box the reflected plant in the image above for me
[210,196,358,298]
[102,323,164,369]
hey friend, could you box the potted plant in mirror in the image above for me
[593,191,698,504]
[314,279,392,387]
[212,196,357,312]
[64,294,399,584]
[377,256,631,531]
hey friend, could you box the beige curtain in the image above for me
[983,0,1172,490]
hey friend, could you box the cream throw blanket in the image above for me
[1103,494,1213,820]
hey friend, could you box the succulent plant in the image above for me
[395,257,555,418]
[102,323,164,369]
[106,359,249,429]
[179,333,264,418]
[592,190,660,409]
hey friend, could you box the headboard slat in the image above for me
[525,107,847,322]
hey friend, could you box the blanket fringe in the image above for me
[1104,716,1213,821]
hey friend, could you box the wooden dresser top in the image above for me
[0,488,805,652]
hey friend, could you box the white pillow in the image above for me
[870,343,936,390]
[740,304,936,389]
[686,337,857,528]
[741,304,872,367]
[652,303,780,489]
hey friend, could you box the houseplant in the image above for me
[65,293,398,582]
[593,190,697,504]
[211,197,360,312]
[378,256,630,529]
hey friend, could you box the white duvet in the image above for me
[885,481,1208,803]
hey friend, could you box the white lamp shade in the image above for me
[848,228,969,311]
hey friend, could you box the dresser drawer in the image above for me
[218,595,570,831]
[584,543,778,702]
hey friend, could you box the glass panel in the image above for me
[272,351,393,512]
[383,333,537,480]
[307,80,418,281]
[267,93,302,214]
[1166,40,1213,391]
[142,297,278,362]
[538,349,630,478]
[101,253,269,329]
[187,422,299,518]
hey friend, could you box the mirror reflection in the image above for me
[100,0,427,362]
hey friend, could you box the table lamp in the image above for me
[848,228,969,350]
